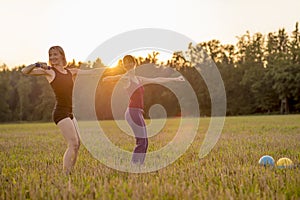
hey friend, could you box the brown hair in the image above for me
[122,55,136,70]
[48,46,67,66]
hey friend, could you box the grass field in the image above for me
[1,115,300,199]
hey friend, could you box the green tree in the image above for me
[16,70,33,121]
[240,32,278,113]
[266,28,295,114]
[31,77,55,121]
[289,22,300,111]
[0,65,12,121]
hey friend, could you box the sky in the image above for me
[0,0,299,68]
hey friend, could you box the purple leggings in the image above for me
[125,107,148,164]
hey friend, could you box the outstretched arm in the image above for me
[138,75,185,84]
[68,68,105,76]
[102,74,127,82]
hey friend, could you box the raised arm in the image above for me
[138,75,185,84]
[21,62,52,76]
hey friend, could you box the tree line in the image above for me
[0,22,299,122]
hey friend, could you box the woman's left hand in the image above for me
[177,75,185,81]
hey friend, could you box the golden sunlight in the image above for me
[108,50,173,68]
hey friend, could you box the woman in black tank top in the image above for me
[22,46,103,175]
[50,67,74,124]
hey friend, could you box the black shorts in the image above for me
[52,107,74,125]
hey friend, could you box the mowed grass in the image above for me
[0,115,299,199]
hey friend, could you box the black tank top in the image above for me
[50,68,74,110]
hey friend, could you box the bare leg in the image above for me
[57,117,80,174]
[71,117,81,166]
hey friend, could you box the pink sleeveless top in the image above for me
[126,78,144,109]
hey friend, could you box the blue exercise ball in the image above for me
[259,155,275,166]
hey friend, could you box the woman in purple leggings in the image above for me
[104,55,184,165]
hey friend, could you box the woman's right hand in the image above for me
[22,62,51,76]
[35,62,49,70]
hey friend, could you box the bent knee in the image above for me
[75,140,80,150]
[69,139,80,151]
[137,138,148,149]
